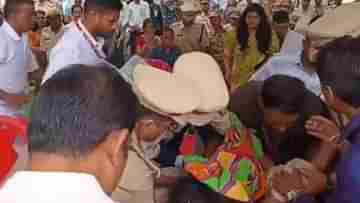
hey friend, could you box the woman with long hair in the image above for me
[224,3,279,91]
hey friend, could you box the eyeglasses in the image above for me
[141,117,178,132]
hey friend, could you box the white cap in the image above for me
[307,2,360,39]
[132,52,229,115]
[173,52,229,113]
[133,64,200,115]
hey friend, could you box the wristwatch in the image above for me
[272,189,303,203]
[287,190,303,202]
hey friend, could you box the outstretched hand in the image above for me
[305,116,341,144]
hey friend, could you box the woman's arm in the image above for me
[269,31,280,55]
[223,31,237,88]
[305,116,344,172]
[224,47,233,87]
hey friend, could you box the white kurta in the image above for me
[0,21,36,117]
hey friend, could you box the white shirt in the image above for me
[128,0,150,30]
[0,171,115,203]
[120,2,130,28]
[251,53,321,96]
[280,30,305,55]
[0,21,36,117]
[42,20,106,83]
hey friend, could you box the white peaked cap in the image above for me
[132,53,229,115]
[307,2,360,39]
[133,64,201,114]
[173,52,230,113]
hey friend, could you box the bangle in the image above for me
[271,189,303,203]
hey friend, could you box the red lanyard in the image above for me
[75,21,105,59]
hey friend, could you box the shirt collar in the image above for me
[2,21,21,41]
[78,20,99,48]
[4,171,114,202]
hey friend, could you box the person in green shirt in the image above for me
[224,3,279,91]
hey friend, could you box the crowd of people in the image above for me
[1,0,360,203]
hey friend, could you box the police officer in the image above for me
[208,11,225,72]
[195,0,214,36]
[171,0,209,53]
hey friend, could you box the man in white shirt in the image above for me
[128,0,150,31]
[0,0,38,117]
[251,36,322,96]
[0,64,138,203]
[42,0,123,83]
[127,0,150,55]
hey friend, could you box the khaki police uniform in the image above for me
[172,0,210,53]
[112,131,160,203]
[172,21,210,53]
[209,30,225,72]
